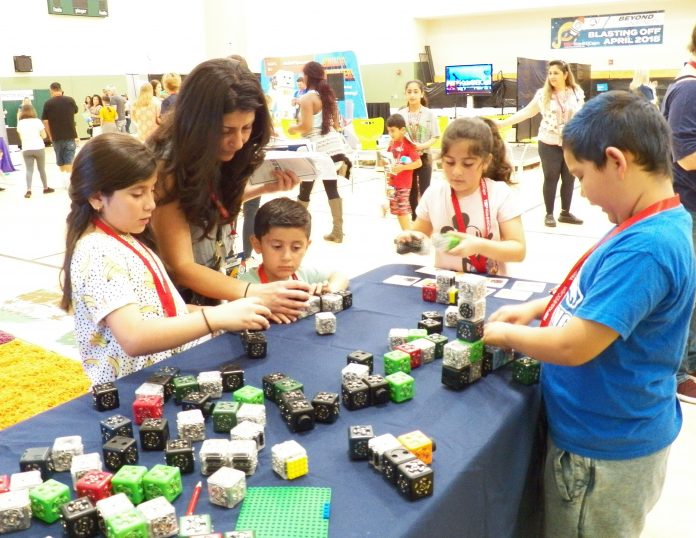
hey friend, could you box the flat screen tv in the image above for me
[445,63,493,95]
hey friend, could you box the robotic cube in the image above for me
[237,402,267,426]
[441,364,473,391]
[367,434,402,471]
[315,312,337,335]
[164,439,195,475]
[132,395,164,426]
[512,356,541,385]
[103,508,148,538]
[383,350,411,375]
[92,382,120,411]
[29,478,71,523]
[103,436,139,472]
[271,440,308,480]
[75,470,113,504]
[397,430,436,465]
[212,401,241,433]
[172,375,199,405]
[385,371,415,403]
[362,375,390,406]
[282,398,315,433]
[347,350,374,374]
[382,447,417,485]
[59,496,99,538]
[348,425,374,460]
[396,459,434,501]
[341,379,370,410]
[100,415,133,443]
[19,446,52,480]
[110,465,147,505]
[232,385,264,405]
[341,363,369,384]
[0,490,31,534]
[311,392,340,424]
[320,293,343,313]
[388,328,409,350]
[425,333,449,359]
[456,272,487,301]
[207,467,246,508]
[417,317,442,335]
[176,409,206,442]
[197,371,223,399]
[52,435,84,472]
[444,305,461,328]
[395,343,422,369]
[142,465,182,503]
[228,440,258,476]
[458,298,486,322]
[230,421,265,451]
[219,362,245,393]
[199,439,232,476]
[139,418,169,451]
[456,319,484,343]
[70,452,103,490]
[411,338,436,365]
[136,495,178,538]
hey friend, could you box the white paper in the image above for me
[382,275,421,286]
[248,151,318,185]
[511,281,547,293]
[415,266,439,276]
[486,277,509,289]
[494,288,533,301]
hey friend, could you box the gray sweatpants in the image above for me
[22,149,48,190]
[544,435,670,538]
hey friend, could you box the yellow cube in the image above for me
[397,430,434,464]
[285,455,308,480]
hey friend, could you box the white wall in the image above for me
[424,0,695,75]
[0,0,207,77]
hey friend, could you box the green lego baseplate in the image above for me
[235,486,331,538]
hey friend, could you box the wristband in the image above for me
[201,309,213,334]
[244,282,252,298]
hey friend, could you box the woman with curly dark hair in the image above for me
[149,58,310,323]
[288,61,351,243]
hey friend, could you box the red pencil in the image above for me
[186,481,202,515]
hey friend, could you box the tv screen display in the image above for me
[445,63,493,95]
[596,82,609,92]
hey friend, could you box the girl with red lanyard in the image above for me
[395,117,525,275]
[60,135,271,386]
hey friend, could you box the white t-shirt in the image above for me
[71,232,194,386]
[17,118,46,151]
[416,178,522,275]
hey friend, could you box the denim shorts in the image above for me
[53,139,76,166]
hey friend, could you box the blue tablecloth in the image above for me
[0,264,547,537]
[0,137,16,173]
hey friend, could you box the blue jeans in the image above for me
[52,139,76,166]
[678,210,696,383]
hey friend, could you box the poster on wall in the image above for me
[260,51,367,122]
[47,0,108,17]
[550,11,663,49]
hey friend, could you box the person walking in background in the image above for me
[397,79,440,221]
[42,81,78,180]
[98,95,119,134]
[131,83,159,142]
[105,85,126,132]
[288,60,352,243]
[17,103,54,198]
[160,72,181,118]
[499,60,584,227]
[630,69,658,105]
[384,114,422,231]
[123,94,131,134]
[662,23,696,403]
[88,94,103,137]
[150,79,163,124]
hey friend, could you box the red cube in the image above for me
[132,395,163,425]
[75,470,113,503]
[0,475,9,493]
[422,284,437,303]
[396,343,422,369]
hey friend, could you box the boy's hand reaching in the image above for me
[211,298,271,332]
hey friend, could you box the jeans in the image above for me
[537,140,576,215]
[678,209,696,383]
[22,149,48,189]
[52,139,76,166]
[544,436,669,537]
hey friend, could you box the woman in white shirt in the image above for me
[17,104,54,198]
[499,60,584,227]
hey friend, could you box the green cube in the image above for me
[212,401,241,433]
[172,375,199,404]
[385,371,415,403]
[142,464,182,502]
[384,350,411,375]
[512,356,541,385]
[29,478,71,523]
[425,333,448,359]
[273,377,304,402]
[111,465,147,505]
[232,385,264,404]
[407,328,428,342]
[465,339,484,363]
[104,507,148,538]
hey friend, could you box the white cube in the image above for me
[0,490,31,533]
[341,363,369,384]
[444,305,461,327]
[271,440,308,480]
[207,467,246,508]
[70,452,103,490]
[456,273,487,302]
[51,435,84,472]
[315,312,336,335]
[197,371,223,399]
[176,409,206,442]
[96,492,134,521]
[411,338,436,364]
[388,328,409,350]
[9,470,42,491]
[137,495,178,538]
[236,403,266,426]
[134,382,165,400]
[320,293,343,313]
[228,439,259,476]
[367,434,402,471]
[198,439,232,476]
[230,421,265,450]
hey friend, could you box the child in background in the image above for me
[485,92,695,536]
[99,95,118,134]
[60,134,270,385]
[239,197,349,323]
[385,114,422,230]
[395,117,525,275]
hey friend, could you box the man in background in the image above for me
[41,82,78,180]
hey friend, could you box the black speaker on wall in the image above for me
[13,55,32,73]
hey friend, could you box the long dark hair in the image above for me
[441,117,513,184]
[404,79,428,107]
[60,134,157,311]
[149,58,272,239]
[302,61,338,135]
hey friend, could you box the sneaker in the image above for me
[43,187,55,194]
[544,214,556,227]
[558,211,583,225]
[677,377,696,404]
[24,191,31,198]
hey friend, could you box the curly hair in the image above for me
[149,58,273,240]
[302,61,338,135]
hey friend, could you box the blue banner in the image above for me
[261,50,366,121]
[551,11,664,49]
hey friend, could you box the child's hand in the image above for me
[445,231,482,258]
[250,280,311,322]
[307,281,329,296]
[212,298,271,332]
[395,230,427,245]
[392,164,404,174]
[482,320,511,348]
[487,303,538,326]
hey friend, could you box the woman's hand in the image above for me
[264,169,301,194]
[248,280,311,324]
[307,281,329,296]
[209,298,271,332]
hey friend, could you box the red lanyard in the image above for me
[540,195,681,327]
[92,218,178,317]
[258,264,298,284]
[450,179,490,273]
[210,192,237,236]
[688,61,696,70]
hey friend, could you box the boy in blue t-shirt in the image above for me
[239,197,348,324]
[484,91,696,536]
